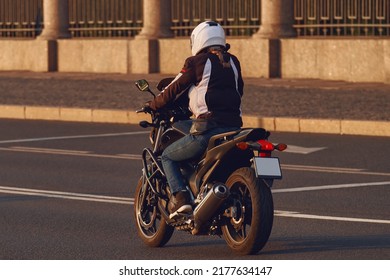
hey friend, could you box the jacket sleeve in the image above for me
[149,57,196,110]
[232,55,244,98]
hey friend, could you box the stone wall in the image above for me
[0,38,389,83]
[0,40,56,72]
[281,39,390,83]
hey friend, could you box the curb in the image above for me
[1,105,389,137]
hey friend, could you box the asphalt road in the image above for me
[0,119,389,260]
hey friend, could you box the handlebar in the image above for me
[136,106,153,114]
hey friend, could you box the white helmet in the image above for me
[190,21,226,56]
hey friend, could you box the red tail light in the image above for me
[236,140,288,157]
[255,140,272,157]
[257,140,274,151]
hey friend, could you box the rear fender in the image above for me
[192,128,269,193]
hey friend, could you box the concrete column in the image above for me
[38,0,71,40]
[136,0,174,39]
[254,0,296,38]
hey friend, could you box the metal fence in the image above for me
[69,0,260,37]
[294,0,390,36]
[0,0,259,38]
[69,0,143,37]
[0,0,43,38]
[1,0,390,38]
[171,0,260,36]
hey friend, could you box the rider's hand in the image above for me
[142,101,154,113]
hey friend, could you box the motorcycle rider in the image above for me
[147,21,244,219]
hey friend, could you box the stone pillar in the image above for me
[136,0,173,39]
[254,0,296,38]
[38,0,71,40]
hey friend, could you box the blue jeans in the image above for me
[161,122,240,194]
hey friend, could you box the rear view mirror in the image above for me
[135,79,150,92]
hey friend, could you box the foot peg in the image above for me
[169,204,192,220]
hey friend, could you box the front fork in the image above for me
[141,148,168,199]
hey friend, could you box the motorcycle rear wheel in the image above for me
[222,167,274,255]
[134,177,174,247]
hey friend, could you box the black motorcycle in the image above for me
[133,78,286,255]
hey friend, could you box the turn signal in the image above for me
[275,143,288,151]
[236,142,249,150]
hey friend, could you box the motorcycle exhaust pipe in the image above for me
[192,183,230,235]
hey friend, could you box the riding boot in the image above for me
[168,190,192,219]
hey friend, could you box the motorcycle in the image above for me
[133,78,287,255]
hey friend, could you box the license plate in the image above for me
[253,157,282,179]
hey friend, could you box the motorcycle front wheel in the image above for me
[134,177,174,247]
[222,167,274,255]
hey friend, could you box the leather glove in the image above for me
[142,101,154,113]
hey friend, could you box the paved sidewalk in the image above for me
[0,71,389,136]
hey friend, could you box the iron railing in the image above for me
[0,0,43,38]
[0,0,259,38]
[69,0,143,37]
[1,0,390,38]
[294,0,390,36]
[69,0,260,37]
[171,0,260,36]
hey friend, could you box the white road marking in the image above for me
[282,164,363,172]
[274,210,390,224]
[0,146,142,160]
[285,145,327,154]
[1,131,387,225]
[0,182,389,224]
[0,131,149,144]
[272,181,390,193]
[0,131,326,155]
[282,164,390,177]
[2,145,390,177]
[115,153,143,160]
[0,185,134,205]
[10,146,91,154]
